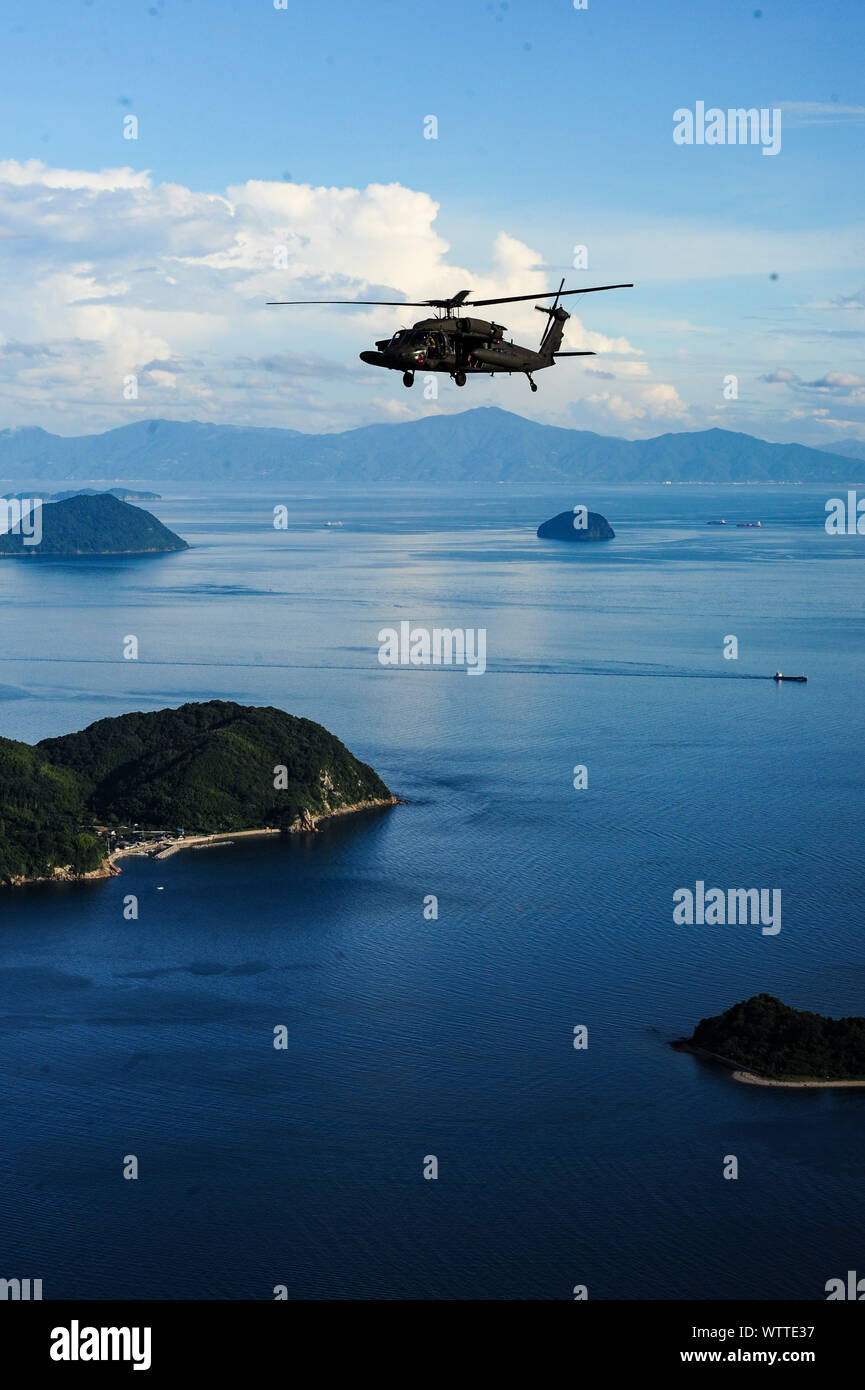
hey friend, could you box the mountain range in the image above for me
[818,439,865,462]
[0,408,862,485]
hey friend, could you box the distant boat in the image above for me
[736,521,761,527]
[773,671,807,682]
[706,519,726,525]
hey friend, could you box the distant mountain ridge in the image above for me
[7,488,161,502]
[0,408,861,484]
[822,439,865,462]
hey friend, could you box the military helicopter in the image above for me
[267,278,633,392]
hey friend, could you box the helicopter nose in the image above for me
[360,350,386,366]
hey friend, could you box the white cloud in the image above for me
[761,367,865,397]
[807,371,865,389]
[0,158,662,434]
[2,158,851,444]
[0,159,152,191]
[760,368,799,383]
[585,382,688,423]
[776,102,865,125]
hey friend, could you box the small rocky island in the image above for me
[0,493,186,557]
[673,993,865,1086]
[0,700,395,885]
[536,508,615,541]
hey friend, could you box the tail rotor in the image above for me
[536,277,568,357]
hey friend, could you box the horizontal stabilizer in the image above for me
[554,351,596,357]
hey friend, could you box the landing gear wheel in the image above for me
[402,371,414,387]
[527,374,538,392]
[455,371,466,387]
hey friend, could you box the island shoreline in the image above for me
[3,796,398,888]
[672,1040,865,1090]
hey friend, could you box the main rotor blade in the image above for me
[466,283,634,307]
[266,299,437,307]
[266,282,633,310]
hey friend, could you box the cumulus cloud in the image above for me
[0,158,674,435]
[805,371,865,390]
[0,160,152,192]
[584,382,688,423]
[760,367,799,383]
[760,366,865,398]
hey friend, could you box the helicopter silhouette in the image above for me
[267,278,633,392]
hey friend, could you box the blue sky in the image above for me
[0,0,863,443]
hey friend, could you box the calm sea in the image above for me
[1,484,863,1299]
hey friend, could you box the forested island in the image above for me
[536,508,615,541]
[0,493,185,557]
[673,994,865,1085]
[0,701,394,885]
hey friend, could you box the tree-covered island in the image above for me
[673,993,865,1084]
[0,701,394,886]
[0,492,186,557]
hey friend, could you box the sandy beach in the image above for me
[145,827,282,861]
[5,796,400,887]
[673,1041,865,1090]
[732,1070,865,1090]
[109,796,398,867]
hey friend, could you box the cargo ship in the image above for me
[773,671,807,682]
[737,521,762,527]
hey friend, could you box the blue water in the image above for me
[1,484,864,1299]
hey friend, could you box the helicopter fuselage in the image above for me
[360,314,549,383]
